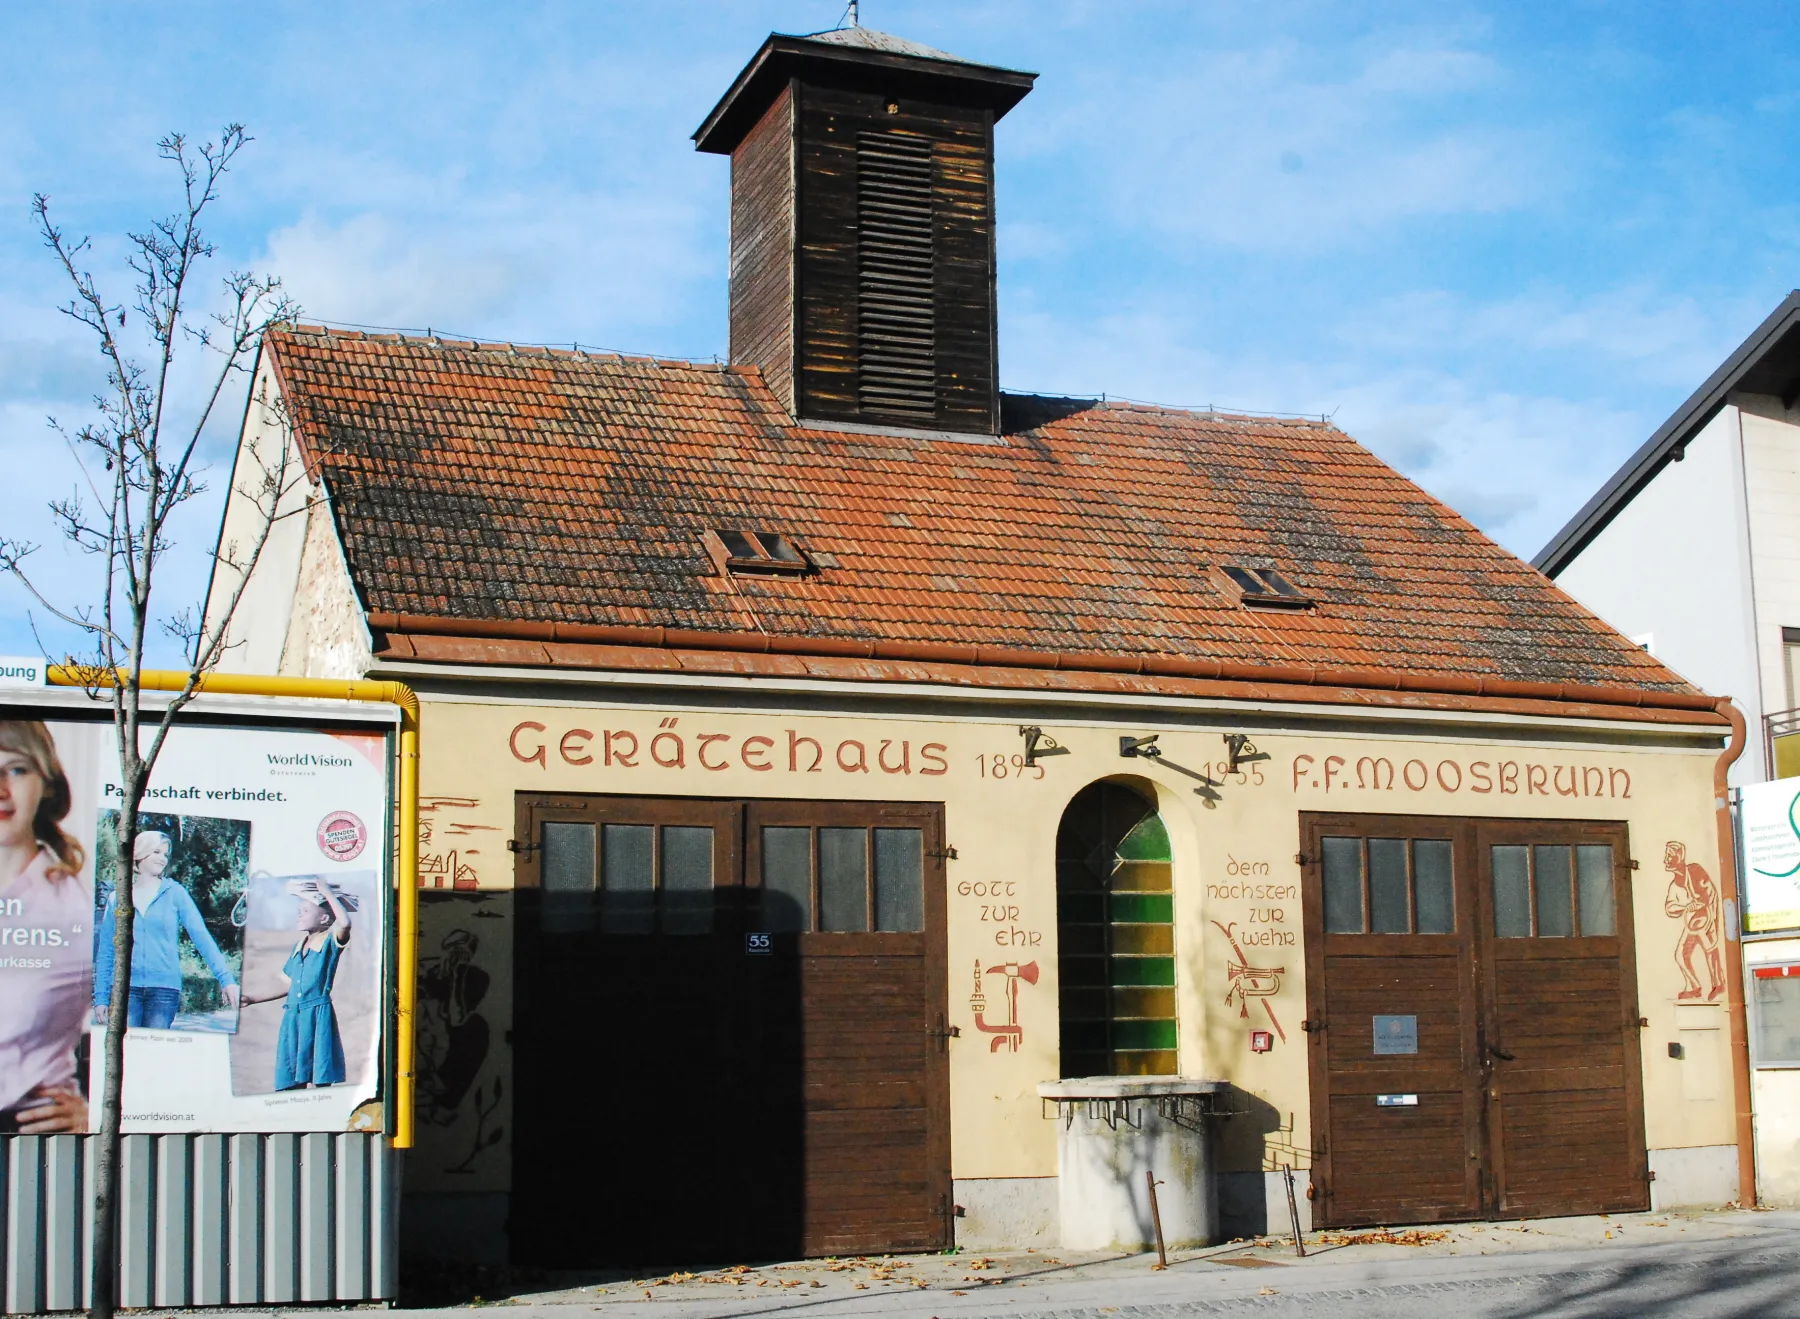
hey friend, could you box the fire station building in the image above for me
[209,22,1749,1266]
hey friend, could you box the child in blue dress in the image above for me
[274,881,355,1090]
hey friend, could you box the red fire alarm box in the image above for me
[1251,1030,1273,1053]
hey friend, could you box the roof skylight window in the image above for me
[707,529,811,576]
[1220,565,1313,609]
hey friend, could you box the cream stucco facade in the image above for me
[386,678,1737,1249]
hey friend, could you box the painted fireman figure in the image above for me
[1662,839,1723,1002]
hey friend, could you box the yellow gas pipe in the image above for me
[48,666,421,1149]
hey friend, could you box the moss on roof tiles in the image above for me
[268,327,1693,692]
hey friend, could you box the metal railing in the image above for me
[1765,706,1800,779]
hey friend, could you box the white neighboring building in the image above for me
[1539,290,1800,1208]
[1538,291,1800,788]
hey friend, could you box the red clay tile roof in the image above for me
[265,326,1697,695]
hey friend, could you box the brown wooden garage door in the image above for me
[510,794,950,1266]
[1302,813,1647,1227]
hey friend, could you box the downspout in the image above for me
[1712,696,1755,1205]
[48,667,422,1150]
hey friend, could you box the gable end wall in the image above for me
[1554,405,1762,782]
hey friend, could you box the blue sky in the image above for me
[1,1,1796,661]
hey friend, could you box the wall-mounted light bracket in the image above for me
[1224,733,1271,774]
[1019,726,1070,767]
[1121,734,1224,806]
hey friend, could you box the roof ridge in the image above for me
[1002,389,1336,428]
[273,330,1333,428]
[273,321,727,367]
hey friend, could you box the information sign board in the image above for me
[1741,778,1800,933]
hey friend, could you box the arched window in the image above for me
[1055,781,1177,1077]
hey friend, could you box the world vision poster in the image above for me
[0,716,391,1135]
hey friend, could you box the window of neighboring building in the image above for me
[1753,965,1800,1067]
[1056,781,1178,1077]
[1784,627,1800,712]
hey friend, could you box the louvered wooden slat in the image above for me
[857,133,936,418]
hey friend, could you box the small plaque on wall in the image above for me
[1373,1014,1419,1055]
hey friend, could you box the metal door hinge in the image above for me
[1302,1018,1322,1032]
[928,845,959,861]
[1295,853,1310,866]
[1626,859,1640,870]
[507,838,540,856]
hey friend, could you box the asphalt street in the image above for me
[367,1211,1800,1319]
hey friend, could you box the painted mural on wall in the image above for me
[419,795,497,890]
[1663,839,1723,1002]
[970,959,1038,1052]
[409,889,512,1193]
[1211,919,1288,1042]
[1205,851,1297,1048]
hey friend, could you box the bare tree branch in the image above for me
[13,125,307,1319]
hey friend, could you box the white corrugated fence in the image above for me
[0,1133,395,1313]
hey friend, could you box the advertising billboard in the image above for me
[0,716,391,1135]
[1741,776,1800,934]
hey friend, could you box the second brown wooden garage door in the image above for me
[1301,813,1648,1227]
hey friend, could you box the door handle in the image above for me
[1487,1045,1516,1061]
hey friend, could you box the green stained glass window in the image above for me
[1115,813,1173,863]
[1056,781,1179,1078]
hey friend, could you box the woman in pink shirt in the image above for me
[0,721,91,1134]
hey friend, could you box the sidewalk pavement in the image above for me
[370,1208,1800,1318]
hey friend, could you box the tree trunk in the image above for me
[88,802,139,1319]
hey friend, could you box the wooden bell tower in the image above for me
[695,27,1035,436]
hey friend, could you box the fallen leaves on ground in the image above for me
[624,1254,963,1294]
[1317,1229,1451,1247]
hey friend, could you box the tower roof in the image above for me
[802,26,962,62]
[693,26,1036,155]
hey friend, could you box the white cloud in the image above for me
[1019,30,1560,253]
[1356,42,1499,96]
[1340,284,1763,392]
[262,187,719,350]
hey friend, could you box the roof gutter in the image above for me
[365,611,1721,721]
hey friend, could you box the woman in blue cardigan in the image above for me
[93,831,239,1029]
